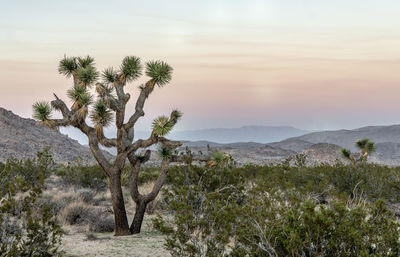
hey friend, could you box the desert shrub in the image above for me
[0,149,54,197]
[59,201,94,225]
[138,166,163,184]
[37,191,89,216]
[77,189,96,203]
[88,214,114,233]
[36,194,64,215]
[232,184,400,257]
[121,165,162,187]
[55,164,107,191]
[236,163,400,203]
[55,163,160,190]
[0,152,63,256]
[153,164,246,256]
[154,164,400,257]
[59,201,114,232]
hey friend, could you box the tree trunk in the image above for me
[130,200,148,234]
[109,172,131,236]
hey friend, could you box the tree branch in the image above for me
[125,131,158,155]
[144,159,169,203]
[51,94,71,118]
[127,150,151,203]
[124,79,156,131]
[49,95,113,173]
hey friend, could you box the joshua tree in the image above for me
[355,138,376,161]
[33,55,189,235]
[340,138,376,164]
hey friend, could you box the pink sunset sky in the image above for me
[1,0,400,136]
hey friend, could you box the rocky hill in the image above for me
[299,143,345,165]
[184,124,400,166]
[291,125,400,150]
[4,106,400,166]
[181,141,296,166]
[269,138,314,152]
[0,107,106,164]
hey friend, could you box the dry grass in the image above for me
[41,176,169,256]
[61,215,169,257]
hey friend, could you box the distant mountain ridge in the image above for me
[3,106,400,166]
[62,125,311,146]
[0,107,106,164]
[182,124,400,166]
[143,125,311,144]
[291,125,400,150]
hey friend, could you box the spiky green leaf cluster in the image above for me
[158,145,173,160]
[152,110,182,136]
[170,110,182,124]
[146,60,172,86]
[77,65,98,86]
[90,100,113,126]
[58,56,77,77]
[340,148,352,159]
[33,102,52,121]
[102,67,117,84]
[67,86,92,106]
[121,56,142,82]
[355,138,376,153]
[58,55,98,86]
[77,55,95,68]
[152,116,172,136]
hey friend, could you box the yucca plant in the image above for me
[355,138,376,162]
[33,102,52,121]
[145,60,172,86]
[32,55,194,236]
[207,150,234,168]
[158,144,174,160]
[340,138,376,165]
[340,148,356,165]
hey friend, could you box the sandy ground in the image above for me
[41,176,170,256]
[62,215,170,257]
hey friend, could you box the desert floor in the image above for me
[62,215,169,257]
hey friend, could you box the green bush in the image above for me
[153,165,246,256]
[0,151,63,257]
[233,185,400,256]
[55,163,161,191]
[236,164,400,203]
[55,164,107,191]
[121,165,163,187]
[154,164,400,257]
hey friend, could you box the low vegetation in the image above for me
[153,163,400,256]
[1,149,400,256]
[0,150,63,257]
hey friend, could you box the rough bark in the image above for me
[109,171,131,236]
[130,199,147,234]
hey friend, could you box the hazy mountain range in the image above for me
[184,125,400,166]
[1,106,400,166]
[63,125,311,146]
[155,126,311,144]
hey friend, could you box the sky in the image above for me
[1,0,400,139]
